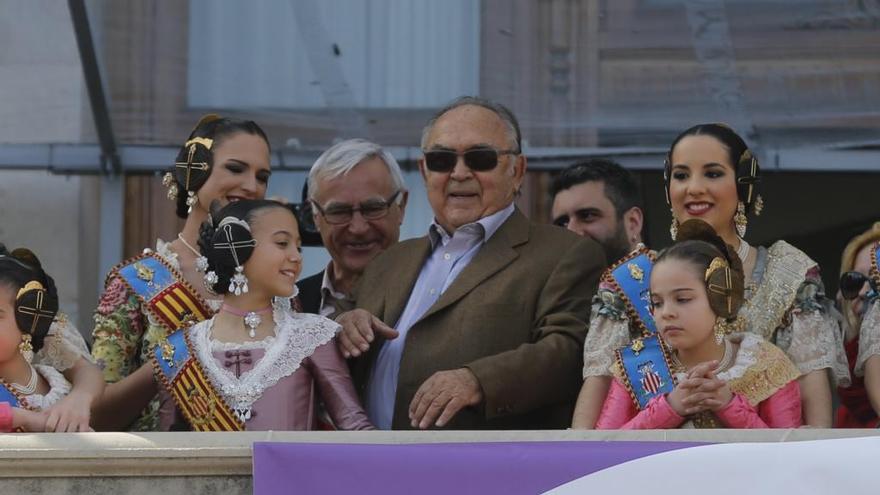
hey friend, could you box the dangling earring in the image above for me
[669,209,679,241]
[203,270,219,293]
[734,201,748,238]
[162,172,179,201]
[713,317,727,345]
[229,265,249,295]
[19,334,34,363]
[186,191,199,214]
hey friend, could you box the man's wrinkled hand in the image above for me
[408,368,483,429]
[335,309,399,358]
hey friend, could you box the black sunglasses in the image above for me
[423,148,519,173]
[840,271,879,300]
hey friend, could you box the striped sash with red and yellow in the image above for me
[152,328,244,431]
[112,252,212,334]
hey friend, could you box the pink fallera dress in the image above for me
[159,298,373,431]
[596,333,803,429]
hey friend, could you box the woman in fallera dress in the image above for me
[661,123,848,427]
[839,223,880,426]
[90,115,272,430]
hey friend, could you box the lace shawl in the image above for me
[191,297,340,413]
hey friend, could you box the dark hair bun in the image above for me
[673,219,745,319]
[197,201,258,295]
[0,246,59,351]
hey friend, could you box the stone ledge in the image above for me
[1,429,877,478]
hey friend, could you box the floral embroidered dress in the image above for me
[596,333,802,429]
[157,298,373,431]
[91,240,219,431]
[854,300,880,382]
[583,241,850,387]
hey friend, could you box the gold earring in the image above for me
[734,201,748,238]
[669,209,679,241]
[713,317,727,345]
[19,334,34,363]
[162,172,179,201]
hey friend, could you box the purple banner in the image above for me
[253,441,703,495]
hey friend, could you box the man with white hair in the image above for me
[297,139,408,318]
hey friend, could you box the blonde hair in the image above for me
[840,222,880,339]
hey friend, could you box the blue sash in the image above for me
[117,255,176,301]
[151,329,244,431]
[606,249,657,335]
[0,382,22,408]
[113,252,212,333]
[153,328,191,382]
[616,335,676,410]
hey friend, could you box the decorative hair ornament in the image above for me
[14,280,58,345]
[165,114,222,212]
[705,256,734,314]
[704,255,746,342]
[214,216,257,296]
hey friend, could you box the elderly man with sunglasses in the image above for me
[337,96,605,430]
[297,139,408,319]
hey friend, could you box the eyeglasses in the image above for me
[312,190,402,225]
[423,147,519,173]
[839,271,879,300]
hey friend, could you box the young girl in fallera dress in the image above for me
[0,246,82,431]
[152,200,373,430]
[596,220,802,429]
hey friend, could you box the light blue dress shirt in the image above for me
[366,202,516,429]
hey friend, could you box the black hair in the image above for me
[668,124,749,171]
[173,118,271,219]
[197,199,294,295]
[550,158,642,219]
[421,96,522,153]
[0,244,59,352]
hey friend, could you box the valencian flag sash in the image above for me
[112,251,212,334]
[603,247,657,336]
[615,335,676,410]
[152,329,244,431]
[0,380,28,409]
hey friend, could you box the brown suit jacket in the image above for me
[350,208,605,429]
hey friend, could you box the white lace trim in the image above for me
[582,312,632,378]
[856,301,880,376]
[781,309,851,387]
[22,365,72,411]
[191,297,340,412]
[34,315,92,371]
[715,333,762,382]
[669,334,757,383]
[210,336,276,351]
